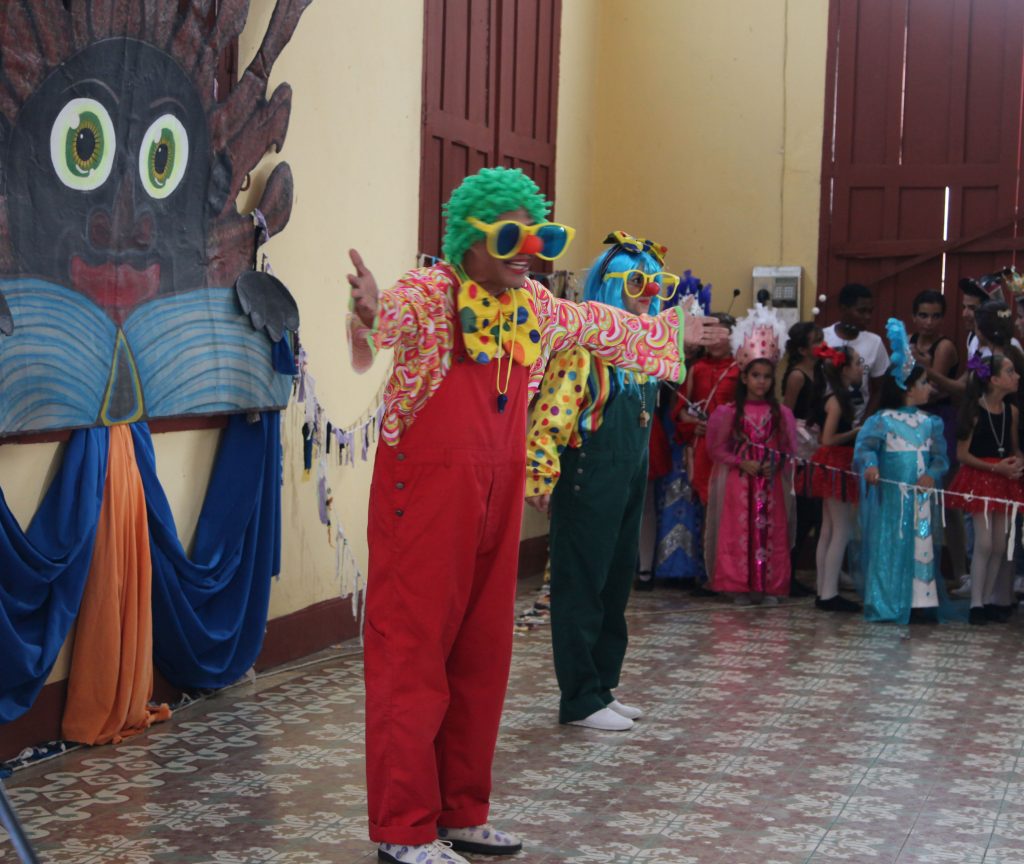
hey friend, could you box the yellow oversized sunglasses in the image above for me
[466,216,576,261]
[608,269,680,301]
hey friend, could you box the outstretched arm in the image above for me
[532,286,726,384]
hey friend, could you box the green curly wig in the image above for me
[441,167,551,265]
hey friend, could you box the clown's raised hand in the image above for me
[347,249,379,329]
[678,301,729,349]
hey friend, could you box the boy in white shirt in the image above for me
[822,283,889,422]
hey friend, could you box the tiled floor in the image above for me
[3,579,1024,863]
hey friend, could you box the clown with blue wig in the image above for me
[525,231,678,732]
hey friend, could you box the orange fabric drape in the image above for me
[62,425,170,745]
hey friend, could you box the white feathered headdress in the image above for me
[730,304,790,368]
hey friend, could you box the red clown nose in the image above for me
[520,234,543,255]
[642,280,659,297]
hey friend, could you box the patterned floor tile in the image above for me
[1,581,1022,863]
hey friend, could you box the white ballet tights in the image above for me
[969,511,1009,608]
[987,555,1016,606]
[815,499,857,599]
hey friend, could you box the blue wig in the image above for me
[583,247,663,315]
[583,245,663,394]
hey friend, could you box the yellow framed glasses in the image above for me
[466,216,576,261]
[609,270,680,301]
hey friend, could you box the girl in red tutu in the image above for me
[811,344,863,612]
[947,353,1024,624]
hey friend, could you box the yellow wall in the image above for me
[583,0,829,317]
[0,0,830,690]
[553,0,603,273]
[236,1,424,618]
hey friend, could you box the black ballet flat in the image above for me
[983,604,1013,623]
[815,594,862,613]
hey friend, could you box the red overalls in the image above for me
[364,326,528,845]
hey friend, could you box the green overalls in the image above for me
[548,376,658,723]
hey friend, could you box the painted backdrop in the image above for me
[0,0,303,434]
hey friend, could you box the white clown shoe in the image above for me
[567,706,633,731]
[378,840,469,863]
[438,824,522,856]
[608,699,642,720]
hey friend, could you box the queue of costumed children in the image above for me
[646,269,1024,627]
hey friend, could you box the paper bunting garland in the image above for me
[765,444,1024,560]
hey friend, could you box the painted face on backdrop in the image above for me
[0,1,308,434]
[5,40,211,323]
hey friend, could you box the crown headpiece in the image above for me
[730,304,789,368]
[885,317,916,389]
[676,269,712,315]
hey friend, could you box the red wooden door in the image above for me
[818,0,1024,349]
[419,0,561,260]
[495,0,560,199]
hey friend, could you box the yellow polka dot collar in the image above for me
[456,273,543,367]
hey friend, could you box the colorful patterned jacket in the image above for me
[348,262,684,446]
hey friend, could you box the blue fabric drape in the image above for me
[653,403,705,581]
[0,429,109,722]
[133,412,282,689]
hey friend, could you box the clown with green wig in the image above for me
[525,232,678,733]
[345,167,724,864]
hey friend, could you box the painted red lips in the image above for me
[70,256,161,325]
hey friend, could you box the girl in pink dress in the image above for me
[705,306,797,604]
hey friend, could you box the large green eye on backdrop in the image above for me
[49,98,116,191]
[138,114,189,199]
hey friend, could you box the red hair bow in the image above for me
[813,344,847,368]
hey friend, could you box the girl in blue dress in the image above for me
[853,320,958,623]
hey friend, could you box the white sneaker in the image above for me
[438,824,522,856]
[608,699,642,720]
[378,840,468,863]
[567,706,633,731]
[951,575,972,597]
